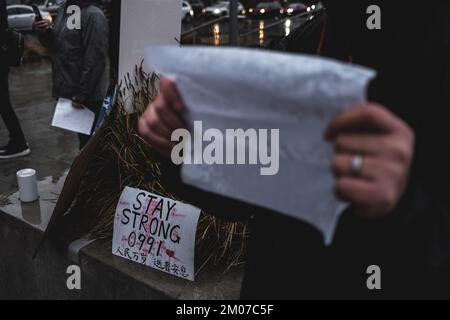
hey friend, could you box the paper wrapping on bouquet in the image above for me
[146,46,376,245]
[119,0,181,110]
[113,187,201,281]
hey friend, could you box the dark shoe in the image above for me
[0,141,12,154]
[0,142,31,159]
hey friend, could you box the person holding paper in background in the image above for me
[34,0,109,150]
[138,1,450,299]
[0,0,30,159]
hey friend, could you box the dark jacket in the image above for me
[38,0,109,102]
[161,1,450,299]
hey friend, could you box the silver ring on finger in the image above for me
[350,154,364,177]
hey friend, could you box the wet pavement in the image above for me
[0,171,68,232]
[0,60,78,228]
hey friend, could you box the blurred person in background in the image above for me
[0,0,30,159]
[34,0,109,150]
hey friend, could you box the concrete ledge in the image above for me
[80,240,243,299]
[0,174,243,299]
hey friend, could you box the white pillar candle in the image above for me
[16,169,39,203]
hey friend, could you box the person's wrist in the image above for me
[72,95,86,105]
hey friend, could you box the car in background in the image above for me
[204,1,245,18]
[36,0,66,18]
[182,1,195,21]
[306,3,319,13]
[7,4,52,32]
[188,0,205,17]
[281,2,308,16]
[248,1,282,19]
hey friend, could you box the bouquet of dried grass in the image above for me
[67,65,249,273]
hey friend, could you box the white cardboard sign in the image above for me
[112,187,201,281]
[146,46,376,245]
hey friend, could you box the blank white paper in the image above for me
[146,46,376,245]
[51,98,95,135]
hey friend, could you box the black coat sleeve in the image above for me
[36,5,62,49]
[347,4,450,292]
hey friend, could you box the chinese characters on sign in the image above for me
[112,187,201,281]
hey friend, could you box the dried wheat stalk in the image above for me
[70,64,249,273]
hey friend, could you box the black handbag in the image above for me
[2,29,25,67]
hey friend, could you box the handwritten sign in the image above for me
[112,187,201,281]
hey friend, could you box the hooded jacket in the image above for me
[38,0,109,102]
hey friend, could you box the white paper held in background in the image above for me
[51,98,95,135]
[118,0,182,110]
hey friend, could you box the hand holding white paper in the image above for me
[51,98,95,135]
[146,46,376,245]
[17,169,39,203]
